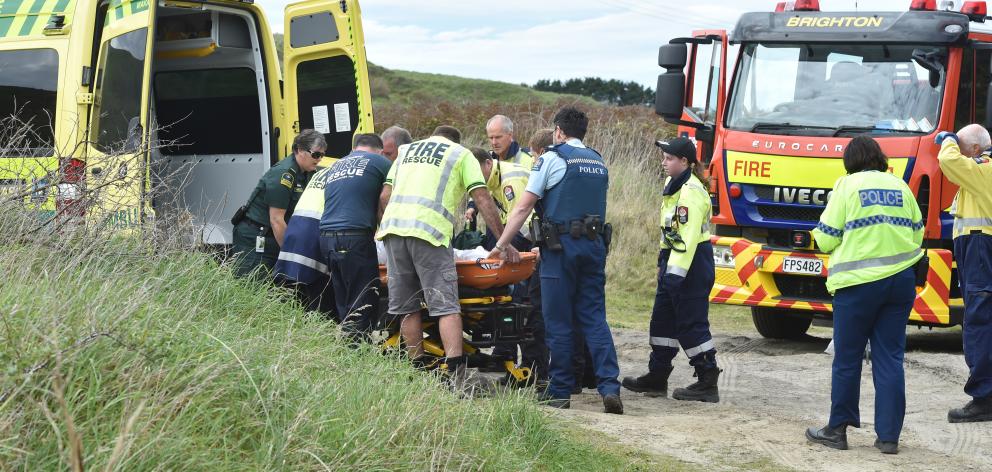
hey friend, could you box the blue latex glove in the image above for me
[661,272,685,292]
[935,131,959,145]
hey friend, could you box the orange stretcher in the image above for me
[377,252,540,385]
[377,252,538,289]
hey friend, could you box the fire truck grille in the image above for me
[756,205,825,222]
[773,273,832,302]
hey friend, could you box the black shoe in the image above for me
[948,397,992,423]
[622,366,673,397]
[672,366,720,403]
[571,384,583,395]
[805,425,848,450]
[603,394,624,414]
[874,439,898,455]
[542,397,570,409]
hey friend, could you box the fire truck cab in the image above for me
[655,0,992,338]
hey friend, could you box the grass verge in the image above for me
[0,240,686,470]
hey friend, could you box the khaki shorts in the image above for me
[383,236,461,316]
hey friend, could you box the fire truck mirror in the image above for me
[656,72,685,119]
[658,43,687,69]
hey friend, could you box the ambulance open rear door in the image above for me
[280,0,374,165]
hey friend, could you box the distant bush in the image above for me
[533,78,655,106]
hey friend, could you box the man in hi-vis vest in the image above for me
[377,125,519,390]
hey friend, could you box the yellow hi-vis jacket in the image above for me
[659,173,712,278]
[377,136,487,247]
[504,148,533,170]
[937,140,992,238]
[812,170,924,293]
[486,160,532,239]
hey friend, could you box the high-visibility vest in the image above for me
[937,140,992,238]
[275,167,332,284]
[506,147,534,170]
[812,170,924,293]
[659,171,712,278]
[376,136,487,247]
[488,161,530,223]
[486,160,531,239]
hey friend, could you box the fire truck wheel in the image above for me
[750,307,812,339]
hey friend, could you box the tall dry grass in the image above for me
[0,118,663,470]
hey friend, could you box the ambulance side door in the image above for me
[86,0,156,228]
[281,0,374,165]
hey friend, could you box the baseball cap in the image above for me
[655,137,697,162]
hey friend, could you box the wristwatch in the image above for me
[495,244,507,252]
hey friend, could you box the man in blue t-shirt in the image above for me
[319,133,393,339]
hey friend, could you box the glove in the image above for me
[935,131,958,146]
[661,272,685,292]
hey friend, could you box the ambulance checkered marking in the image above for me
[843,214,923,231]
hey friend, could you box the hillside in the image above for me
[272,34,582,107]
[368,63,585,107]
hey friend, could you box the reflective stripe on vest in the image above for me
[665,265,688,277]
[293,209,322,219]
[827,248,922,277]
[277,251,329,274]
[954,217,992,232]
[502,170,529,180]
[390,195,455,221]
[380,218,446,242]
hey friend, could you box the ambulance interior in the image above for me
[148,5,270,245]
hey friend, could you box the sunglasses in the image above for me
[307,150,325,159]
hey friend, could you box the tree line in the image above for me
[531,78,655,107]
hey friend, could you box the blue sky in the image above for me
[259,0,935,87]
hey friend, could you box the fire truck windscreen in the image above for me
[725,43,946,136]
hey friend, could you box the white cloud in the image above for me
[256,0,943,87]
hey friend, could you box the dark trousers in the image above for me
[955,234,992,400]
[649,245,717,371]
[319,234,380,338]
[232,221,278,279]
[829,266,914,442]
[541,236,620,399]
[293,278,337,319]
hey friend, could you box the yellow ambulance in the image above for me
[0,0,373,243]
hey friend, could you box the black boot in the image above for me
[806,425,848,450]
[622,365,673,397]
[672,365,720,403]
[602,394,624,414]
[948,397,992,423]
[874,438,898,455]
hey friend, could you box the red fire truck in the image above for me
[655,0,992,338]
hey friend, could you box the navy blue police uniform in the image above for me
[529,140,621,401]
